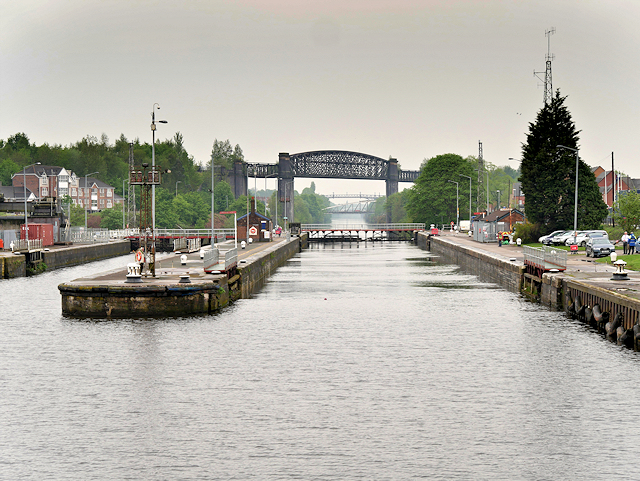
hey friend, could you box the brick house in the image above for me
[483,208,526,231]
[592,167,639,207]
[12,165,122,212]
[237,197,272,242]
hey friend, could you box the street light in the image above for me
[85,171,99,230]
[151,103,168,234]
[448,180,459,230]
[175,180,182,197]
[459,174,472,222]
[22,162,41,242]
[264,173,278,217]
[496,190,501,209]
[284,180,294,233]
[556,145,580,246]
[122,179,128,229]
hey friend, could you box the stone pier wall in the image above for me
[421,233,524,293]
[239,234,307,298]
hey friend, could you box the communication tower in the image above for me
[534,28,555,104]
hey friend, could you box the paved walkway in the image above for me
[69,237,289,285]
[437,231,640,302]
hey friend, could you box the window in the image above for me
[107,189,112,197]
[107,200,112,208]
[100,188,105,195]
[41,187,48,197]
[100,200,105,208]
[71,188,77,196]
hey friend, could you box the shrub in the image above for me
[513,222,541,244]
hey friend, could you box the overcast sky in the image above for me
[2,0,639,195]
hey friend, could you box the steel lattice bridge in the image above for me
[324,200,377,214]
[240,150,421,223]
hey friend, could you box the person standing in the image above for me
[628,233,636,255]
[621,231,629,255]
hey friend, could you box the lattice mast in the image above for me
[127,142,136,228]
[477,140,484,212]
[534,28,555,104]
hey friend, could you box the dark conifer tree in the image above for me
[520,90,607,231]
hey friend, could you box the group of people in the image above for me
[619,231,637,255]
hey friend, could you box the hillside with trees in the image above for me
[0,133,330,229]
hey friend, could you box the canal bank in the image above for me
[1,240,132,279]
[58,234,308,318]
[418,231,640,349]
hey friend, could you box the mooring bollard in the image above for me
[611,260,629,281]
[181,254,187,266]
[125,262,142,283]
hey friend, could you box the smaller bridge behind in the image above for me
[302,223,424,242]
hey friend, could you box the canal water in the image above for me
[1,242,638,480]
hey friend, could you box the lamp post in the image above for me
[22,162,41,242]
[151,103,168,234]
[556,145,580,246]
[220,211,238,249]
[175,180,182,197]
[85,171,99,230]
[264,173,278,217]
[496,190,501,209]
[122,179,128,229]
[448,180,459,230]
[508,158,523,210]
[459,174,472,222]
[284,180,294,233]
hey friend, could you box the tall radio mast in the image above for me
[534,27,555,104]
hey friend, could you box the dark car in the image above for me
[585,237,615,258]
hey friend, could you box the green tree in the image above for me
[99,207,124,230]
[613,191,640,234]
[407,153,476,225]
[520,90,607,231]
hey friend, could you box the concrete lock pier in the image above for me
[417,231,640,350]
[58,234,307,318]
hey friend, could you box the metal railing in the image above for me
[13,239,43,251]
[203,247,237,273]
[301,223,425,231]
[523,245,567,271]
[67,229,111,244]
[173,238,187,251]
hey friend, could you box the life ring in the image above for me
[135,251,143,262]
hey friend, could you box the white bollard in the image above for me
[181,254,187,265]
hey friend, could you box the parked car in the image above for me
[585,237,616,258]
[564,231,588,246]
[539,230,566,245]
[551,230,578,245]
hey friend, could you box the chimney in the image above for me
[251,196,256,214]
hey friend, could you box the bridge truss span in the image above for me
[290,150,389,180]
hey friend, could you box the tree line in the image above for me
[0,133,331,229]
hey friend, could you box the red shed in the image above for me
[21,223,54,246]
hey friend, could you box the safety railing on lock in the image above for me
[13,239,43,252]
[523,245,567,271]
[301,223,425,231]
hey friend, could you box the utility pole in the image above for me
[128,142,136,228]
[534,27,555,105]
[477,140,484,212]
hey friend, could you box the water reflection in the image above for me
[0,246,638,480]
